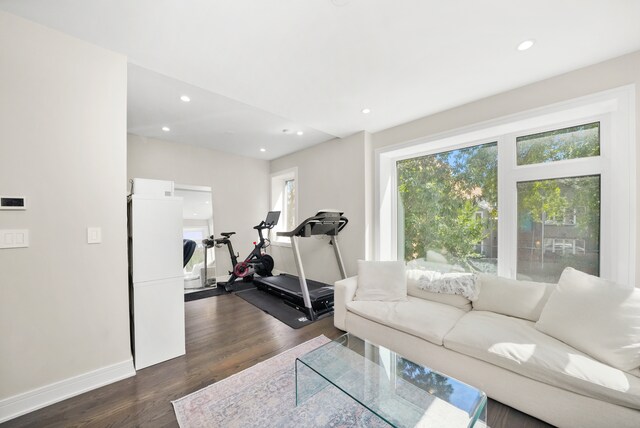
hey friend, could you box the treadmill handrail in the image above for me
[276,212,348,237]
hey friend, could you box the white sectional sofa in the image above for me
[334,264,640,428]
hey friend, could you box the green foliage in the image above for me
[398,121,601,269]
[518,181,567,223]
[433,200,486,259]
[517,175,600,239]
[517,122,599,165]
[398,358,454,402]
[397,143,497,261]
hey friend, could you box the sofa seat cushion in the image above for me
[346,296,466,346]
[443,311,640,409]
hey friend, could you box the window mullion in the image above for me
[511,157,602,183]
[497,134,517,278]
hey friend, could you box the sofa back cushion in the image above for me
[406,269,471,311]
[354,260,407,301]
[535,267,640,373]
[472,274,554,321]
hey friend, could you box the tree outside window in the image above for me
[397,122,601,282]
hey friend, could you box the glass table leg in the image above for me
[295,359,330,406]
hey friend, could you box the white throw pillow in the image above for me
[535,267,640,372]
[354,260,407,301]
[473,274,555,321]
[406,269,472,310]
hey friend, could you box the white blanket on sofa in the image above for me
[417,271,480,301]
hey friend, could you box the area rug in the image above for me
[172,335,389,427]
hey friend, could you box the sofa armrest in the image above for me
[334,276,358,331]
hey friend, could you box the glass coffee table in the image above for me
[296,334,487,427]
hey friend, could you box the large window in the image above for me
[396,123,602,282]
[516,175,600,282]
[271,168,297,244]
[379,87,634,286]
[397,142,498,273]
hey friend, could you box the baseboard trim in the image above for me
[0,358,135,423]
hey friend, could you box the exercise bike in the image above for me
[210,211,280,292]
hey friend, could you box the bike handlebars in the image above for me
[253,219,278,230]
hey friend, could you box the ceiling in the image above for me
[2,0,640,160]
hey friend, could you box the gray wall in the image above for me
[269,132,369,284]
[127,135,270,276]
[371,50,640,284]
[0,11,130,400]
[268,51,640,285]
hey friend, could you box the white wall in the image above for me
[372,50,640,284]
[0,11,131,418]
[127,135,270,276]
[268,51,640,286]
[269,132,368,284]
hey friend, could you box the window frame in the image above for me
[270,167,298,246]
[376,85,635,286]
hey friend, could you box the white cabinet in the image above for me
[130,195,183,283]
[129,193,185,370]
[132,277,185,369]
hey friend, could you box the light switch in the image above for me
[87,227,102,244]
[0,230,29,249]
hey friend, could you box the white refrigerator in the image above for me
[129,194,185,370]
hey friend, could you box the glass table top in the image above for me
[296,334,487,427]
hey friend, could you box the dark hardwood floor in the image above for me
[3,294,553,427]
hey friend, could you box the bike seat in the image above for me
[221,232,236,238]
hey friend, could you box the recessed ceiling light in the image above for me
[260,148,266,152]
[297,131,304,136]
[162,126,170,132]
[361,108,371,114]
[180,95,191,102]
[193,212,197,216]
[517,40,535,51]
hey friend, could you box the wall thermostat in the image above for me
[0,196,27,210]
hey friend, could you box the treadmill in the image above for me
[253,210,348,321]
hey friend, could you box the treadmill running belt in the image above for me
[255,273,334,298]
[253,273,335,316]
